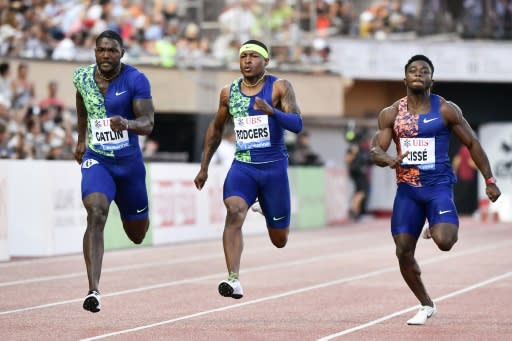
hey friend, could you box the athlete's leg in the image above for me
[267,227,289,248]
[122,219,150,244]
[259,159,291,248]
[83,192,110,292]
[394,233,434,307]
[429,222,458,251]
[115,157,150,244]
[425,185,459,251]
[391,184,433,307]
[223,196,250,274]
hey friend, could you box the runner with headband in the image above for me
[194,39,303,299]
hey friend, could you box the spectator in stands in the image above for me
[10,63,35,109]
[39,80,66,111]
[0,62,11,109]
[218,0,258,44]
[289,130,323,166]
[492,0,512,39]
[0,117,13,158]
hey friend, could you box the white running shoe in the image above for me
[407,304,436,325]
[422,226,432,239]
[83,290,101,313]
[218,278,244,299]
[251,202,263,215]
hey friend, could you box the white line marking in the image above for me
[75,241,512,340]
[0,244,391,315]
[316,271,512,340]
[0,232,379,287]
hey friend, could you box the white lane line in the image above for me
[75,241,512,341]
[0,244,391,315]
[316,271,512,340]
[0,232,380,287]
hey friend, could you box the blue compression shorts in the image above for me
[391,183,459,239]
[223,158,290,228]
[81,151,149,221]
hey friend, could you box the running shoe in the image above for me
[422,226,432,239]
[83,290,101,313]
[218,278,244,299]
[407,304,436,325]
[251,202,263,215]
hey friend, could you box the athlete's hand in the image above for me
[388,151,409,169]
[110,116,129,132]
[74,141,86,164]
[254,97,274,115]
[194,169,208,190]
[486,183,501,202]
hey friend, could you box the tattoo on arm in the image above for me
[280,80,301,114]
[130,99,155,135]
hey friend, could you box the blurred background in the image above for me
[0,0,511,258]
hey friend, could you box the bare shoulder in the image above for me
[439,96,464,124]
[218,84,231,103]
[377,101,399,128]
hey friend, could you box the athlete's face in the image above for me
[239,51,268,78]
[95,38,124,74]
[404,60,433,92]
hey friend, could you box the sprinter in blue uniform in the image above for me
[370,55,501,325]
[194,40,303,299]
[73,30,155,313]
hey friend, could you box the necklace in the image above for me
[242,73,266,88]
[96,65,122,81]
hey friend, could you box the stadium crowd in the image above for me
[0,0,510,160]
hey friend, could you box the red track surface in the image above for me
[1,217,511,340]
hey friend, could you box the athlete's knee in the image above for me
[270,235,287,248]
[268,229,288,248]
[86,203,109,227]
[124,220,149,244]
[432,226,458,251]
[395,245,415,264]
[436,236,457,251]
[225,202,247,224]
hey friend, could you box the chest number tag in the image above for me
[91,118,129,151]
[400,137,436,166]
[234,115,270,150]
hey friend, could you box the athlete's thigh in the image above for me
[425,184,459,227]
[223,160,258,206]
[81,157,116,202]
[258,159,290,229]
[391,184,426,239]
[114,157,149,221]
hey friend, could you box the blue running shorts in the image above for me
[81,151,149,221]
[391,183,459,239]
[223,158,290,228]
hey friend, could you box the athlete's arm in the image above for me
[370,104,408,168]
[74,90,87,164]
[110,98,155,135]
[254,79,303,133]
[194,86,231,190]
[442,100,501,202]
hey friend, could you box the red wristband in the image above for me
[485,177,497,185]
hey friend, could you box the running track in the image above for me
[1,217,511,340]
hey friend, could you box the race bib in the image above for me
[234,115,270,150]
[400,137,436,166]
[91,118,129,151]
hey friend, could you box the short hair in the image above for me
[404,55,434,76]
[96,30,123,49]
[241,40,268,54]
